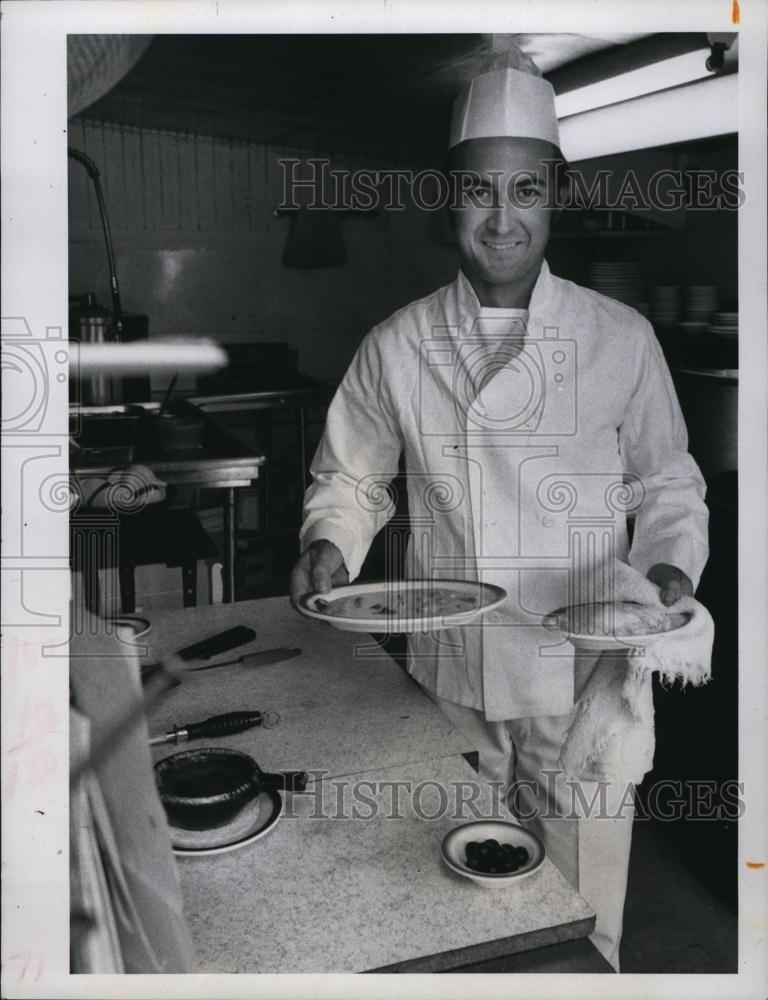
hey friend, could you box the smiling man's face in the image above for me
[451,136,560,308]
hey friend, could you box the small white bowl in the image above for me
[441,820,545,889]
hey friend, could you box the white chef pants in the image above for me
[426,690,642,973]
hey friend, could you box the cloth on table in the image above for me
[558,560,714,780]
[71,463,167,512]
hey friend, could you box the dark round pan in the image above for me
[154,748,261,831]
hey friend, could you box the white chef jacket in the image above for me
[301,260,709,721]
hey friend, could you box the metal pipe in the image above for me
[68,146,124,339]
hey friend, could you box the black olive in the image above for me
[514,846,530,865]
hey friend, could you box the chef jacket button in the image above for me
[541,514,556,528]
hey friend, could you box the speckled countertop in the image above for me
[146,597,469,776]
[145,597,595,972]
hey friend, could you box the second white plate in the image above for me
[542,603,692,651]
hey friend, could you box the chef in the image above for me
[290,67,709,971]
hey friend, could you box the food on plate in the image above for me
[465,839,530,875]
[549,601,674,637]
[314,586,480,620]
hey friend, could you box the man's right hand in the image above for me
[289,539,349,609]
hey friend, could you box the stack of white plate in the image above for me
[684,285,718,322]
[650,285,681,326]
[589,262,644,305]
[708,311,738,340]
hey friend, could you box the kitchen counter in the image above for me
[144,597,601,973]
[146,598,467,777]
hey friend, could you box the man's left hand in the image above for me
[646,563,694,606]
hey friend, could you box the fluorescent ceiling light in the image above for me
[554,48,715,119]
[558,72,737,162]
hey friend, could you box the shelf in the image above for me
[671,366,738,383]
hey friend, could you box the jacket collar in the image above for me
[453,259,557,328]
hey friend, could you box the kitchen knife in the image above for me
[149,710,269,747]
[176,625,257,662]
[187,646,302,672]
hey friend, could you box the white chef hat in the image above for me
[448,67,560,149]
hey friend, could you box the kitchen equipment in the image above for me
[152,377,206,450]
[149,710,273,747]
[298,580,507,634]
[141,625,260,684]
[69,293,120,405]
[441,821,545,888]
[70,305,151,405]
[68,148,123,331]
[69,146,126,405]
[176,625,257,661]
[187,647,302,672]
[149,411,206,452]
[70,401,261,483]
[153,748,307,830]
[542,602,692,651]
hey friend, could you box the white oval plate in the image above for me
[299,579,507,633]
[441,820,545,889]
[542,603,692,651]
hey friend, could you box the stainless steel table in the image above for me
[190,385,334,492]
[70,401,265,602]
